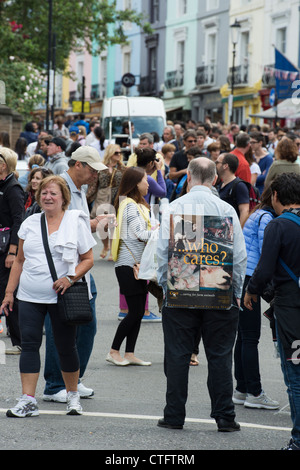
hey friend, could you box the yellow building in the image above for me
[221,0,266,125]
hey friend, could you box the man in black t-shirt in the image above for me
[168,130,197,183]
[216,153,249,227]
[244,173,300,451]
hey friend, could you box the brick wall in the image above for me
[0,105,23,149]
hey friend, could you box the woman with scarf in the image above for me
[107,167,154,367]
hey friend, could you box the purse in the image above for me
[0,227,11,254]
[91,168,117,218]
[40,213,93,326]
[122,240,141,280]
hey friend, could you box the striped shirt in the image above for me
[115,202,152,268]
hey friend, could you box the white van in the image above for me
[102,96,167,150]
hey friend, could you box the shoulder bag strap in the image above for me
[40,212,58,282]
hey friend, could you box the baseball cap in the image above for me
[71,146,107,171]
[69,126,79,135]
[50,137,67,152]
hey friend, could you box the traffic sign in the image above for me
[122,73,136,88]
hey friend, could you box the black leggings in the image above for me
[18,300,79,374]
[111,293,147,353]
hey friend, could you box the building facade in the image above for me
[190,0,230,123]
[56,0,300,127]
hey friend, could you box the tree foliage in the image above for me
[1,0,152,71]
[0,0,152,117]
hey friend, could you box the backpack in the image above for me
[228,177,261,213]
[278,210,300,287]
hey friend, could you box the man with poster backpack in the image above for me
[244,173,300,451]
[157,157,247,432]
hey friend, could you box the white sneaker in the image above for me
[43,389,67,403]
[66,391,82,415]
[7,395,39,418]
[77,382,94,398]
[244,391,279,410]
[233,389,247,405]
[5,345,22,355]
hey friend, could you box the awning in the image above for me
[164,97,191,113]
[249,98,300,119]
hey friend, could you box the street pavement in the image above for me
[0,240,294,454]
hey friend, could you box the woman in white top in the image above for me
[0,175,96,418]
[108,167,153,367]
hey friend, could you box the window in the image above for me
[240,31,249,64]
[207,0,219,10]
[177,40,185,85]
[276,27,287,54]
[178,0,187,16]
[150,0,159,23]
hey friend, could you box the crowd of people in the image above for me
[0,112,300,450]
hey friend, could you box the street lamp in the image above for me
[229,19,241,124]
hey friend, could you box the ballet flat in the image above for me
[106,353,129,367]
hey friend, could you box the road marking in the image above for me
[0,408,291,432]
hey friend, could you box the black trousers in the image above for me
[0,253,21,346]
[113,266,148,353]
[162,304,239,426]
[19,300,79,374]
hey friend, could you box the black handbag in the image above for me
[0,227,11,254]
[41,213,93,326]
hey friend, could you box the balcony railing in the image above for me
[139,71,157,95]
[90,83,106,100]
[165,65,184,90]
[195,64,216,87]
[262,64,276,88]
[227,63,249,87]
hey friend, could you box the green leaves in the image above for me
[0,0,152,118]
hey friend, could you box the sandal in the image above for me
[190,359,199,366]
[189,354,199,366]
[100,249,108,259]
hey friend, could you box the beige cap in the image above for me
[71,146,107,171]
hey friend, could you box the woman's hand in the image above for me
[0,292,14,316]
[5,253,16,269]
[53,277,72,295]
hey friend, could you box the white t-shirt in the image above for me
[17,212,96,304]
[250,162,261,175]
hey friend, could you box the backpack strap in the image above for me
[278,211,300,287]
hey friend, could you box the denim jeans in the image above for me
[43,275,97,395]
[274,281,300,447]
[276,323,300,445]
[234,276,262,396]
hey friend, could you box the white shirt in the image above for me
[17,211,96,304]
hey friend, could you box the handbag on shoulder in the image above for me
[0,227,11,254]
[41,213,93,326]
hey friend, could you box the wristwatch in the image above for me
[65,275,74,286]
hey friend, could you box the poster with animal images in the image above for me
[166,214,234,310]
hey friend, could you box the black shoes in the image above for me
[158,417,240,432]
[217,418,241,432]
[157,418,183,430]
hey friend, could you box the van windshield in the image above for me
[103,116,165,140]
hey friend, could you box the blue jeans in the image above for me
[43,275,97,395]
[277,324,300,446]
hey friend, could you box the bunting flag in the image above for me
[275,48,300,100]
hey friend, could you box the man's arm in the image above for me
[169,167,187,181]
[238,203,249,228]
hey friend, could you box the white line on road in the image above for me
[0,408,291,432]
